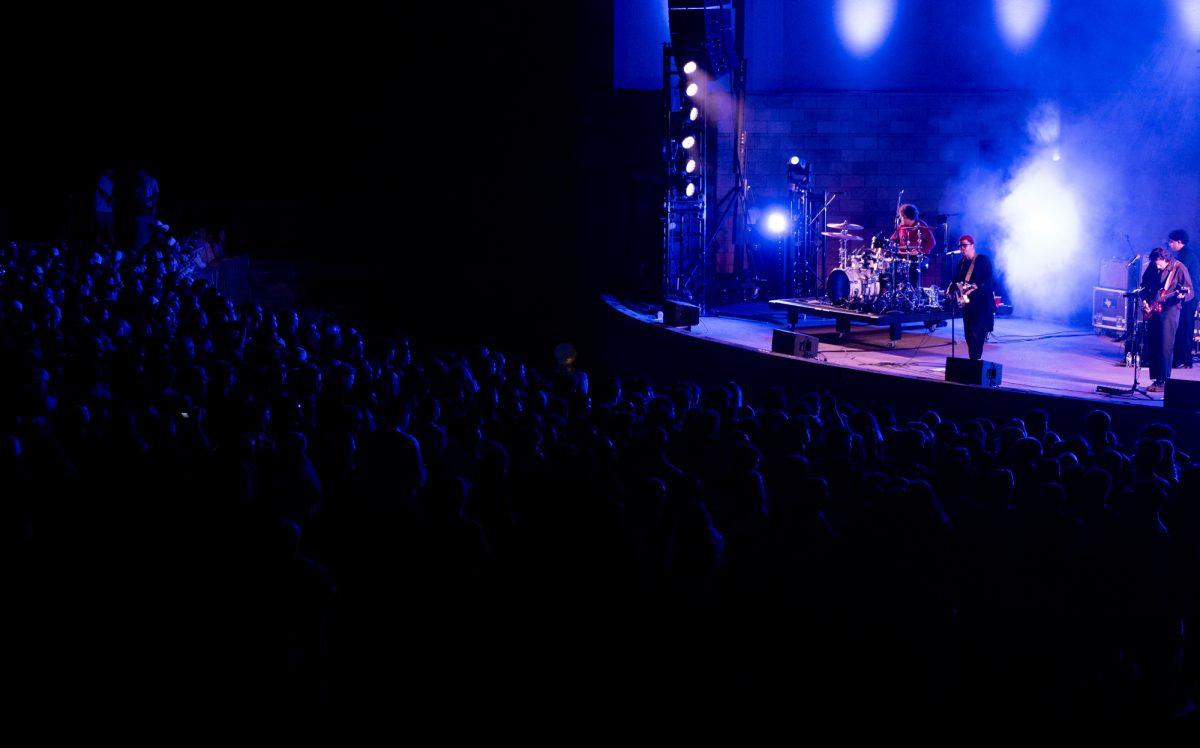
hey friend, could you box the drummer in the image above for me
[889,204,936,256]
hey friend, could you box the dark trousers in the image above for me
[963,314,989,360]
[1148,305,1180,382]
[1173,298,1197,367]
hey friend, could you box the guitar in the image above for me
[1142,286,1191,320]
[950,281,978,305]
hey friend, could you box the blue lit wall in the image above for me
[616,1,1200,323]
[616,0,1191,93]
[614,0,670,89]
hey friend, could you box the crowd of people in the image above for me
[3,231,1200,722]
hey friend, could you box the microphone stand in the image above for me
[1097,287,1150,398]
[945,249,964,358]
[949,296,958,359]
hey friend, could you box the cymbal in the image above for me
[827,221,864,231]
[821,231,864,241]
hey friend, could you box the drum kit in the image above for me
[820,221,944,313]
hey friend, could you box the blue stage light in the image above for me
[765,211,790,235]
[680,135,696,150]
[835,0,897,58]
[689,106,699,121]
[685,82,699,97]
[683,60,698,75]
[1172,0,1200,42]
[790,156,801,165]
[995,0,1050,53]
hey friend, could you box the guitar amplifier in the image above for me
[1098,258,1141,291]
[1093,287,1129,331]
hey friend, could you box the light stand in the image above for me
[787,158,818,297]
[809,190,839,298]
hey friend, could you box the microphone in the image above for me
[1127,254,1141,266]
[946,249,963,255]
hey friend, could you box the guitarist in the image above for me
[1141,247,1195,392]
[1168,230,1199,368]
[947,235,994,360]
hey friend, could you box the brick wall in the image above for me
[714,90,1029,273]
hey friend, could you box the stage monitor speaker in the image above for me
[1164,379,1200,411]
[945,357,1003,387]
[772,329,819,358]
[662,299,700,327]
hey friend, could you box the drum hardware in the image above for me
[818,225,944,316]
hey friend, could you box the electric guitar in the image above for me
[950,281,978,305]
[1142,286,1191,320]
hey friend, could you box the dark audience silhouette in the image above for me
[3,235,1200,723]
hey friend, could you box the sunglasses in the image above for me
[958,243,973,248]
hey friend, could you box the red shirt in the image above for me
[889,221,936,255]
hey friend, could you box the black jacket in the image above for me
[951,253,995,327]
[1176,247,1200,301]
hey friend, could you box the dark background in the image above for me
[1,5,618,356]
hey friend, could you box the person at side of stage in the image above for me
[1142,247,1195,392]
[1168,229,1198,368]
[947,234,993,361]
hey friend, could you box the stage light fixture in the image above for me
[683,60,698,75]
[689,106,699,121]
[766,211,790,235]
[674,150,699,175]
[685,82,699,97]
[787,157,812,187]
[685,181,697,198]
[680,134,696,150]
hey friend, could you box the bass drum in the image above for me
[826,268,851,305]
[826,268,863,306]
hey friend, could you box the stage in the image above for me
[603,296,1200,408]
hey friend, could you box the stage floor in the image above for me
[610,298,1200,407]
